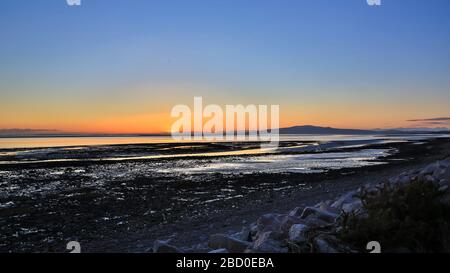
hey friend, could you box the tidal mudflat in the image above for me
[0,136,449,252]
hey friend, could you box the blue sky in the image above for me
[0,0,449,132]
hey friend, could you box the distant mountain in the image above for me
[279,125,450,135]
[375,127,450,133]
[0,129,169,138]
[0,129,60,136]
[279,125,374,135]
[1,126,449,138]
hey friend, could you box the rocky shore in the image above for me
[154,157,450,253]
[2,137,449,252]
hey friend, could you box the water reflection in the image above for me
[160,149,393,174]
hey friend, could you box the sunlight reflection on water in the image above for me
[158,149,394,174]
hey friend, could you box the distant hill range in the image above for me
[0,126,449,137]
[279,125,450,135]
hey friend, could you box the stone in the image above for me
[208,234,251,253]
[303,216,329,228]
[179,247,197,253]
[256,213,285,233]
[300,207,338,223]
[395,174,413,185]
[231,226,251,242]
[438,185,448,192]
[435,169,450,185]
[424,175,436,183]
[153,240,182,253]
[420,162,439,176]
[362,184,380,194]
[279,215,304,234]
[331,191,358,209]
[440,158,450,168]
[252,231,288,253]
[342,200,363,213]
[288,207,303,217]
[288,224,308,243]
[433,166,446,177]
[316,201,340,214]
[314,237,338,253]
[208,248,229,253]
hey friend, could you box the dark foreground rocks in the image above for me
[154,158,450,253]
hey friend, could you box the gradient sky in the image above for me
[1,0,450,133]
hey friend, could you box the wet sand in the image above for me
[0,137,449,252]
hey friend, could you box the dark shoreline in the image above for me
[0,138,449,252]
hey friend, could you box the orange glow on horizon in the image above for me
[1,96,449,134]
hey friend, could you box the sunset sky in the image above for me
[1,0,450,133]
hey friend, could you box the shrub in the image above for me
[339,179,450,252]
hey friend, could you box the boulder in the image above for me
[279,215,305,234]
[423,174,436,183]
[314,237,338,253]
[433,165,446,178]
[153,240,182,253]
[288,224,309,243]
[300,207,338,223]
[303,216,329,228]
[420,162,439,175]
[435,169,450,186]
[438,185,448,192]
[208,234,251,253]
[331,191,358,209]
[362,184,380,194]
[256,213,285,234]
[440,158,450,168]
[248,222,259,239]
[252,231,288,253]
[316,201,340,214]
[288,207,303,217]
[342,200,363,213]
[392,174,413,186]
[237,226,252,242]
